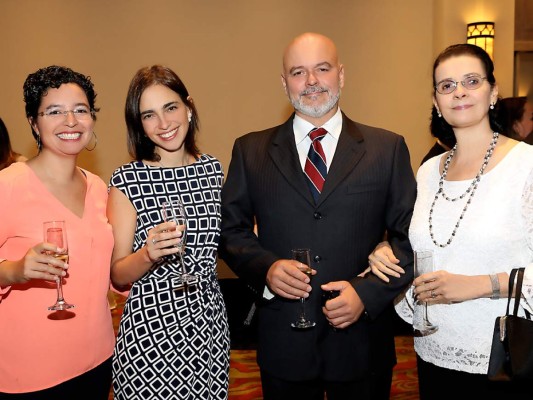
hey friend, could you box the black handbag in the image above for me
[487,267,533,381]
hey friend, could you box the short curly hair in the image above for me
[23,65,99,147]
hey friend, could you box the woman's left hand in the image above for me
[414,270,480,303]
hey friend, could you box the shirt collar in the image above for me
[293,108,342,145]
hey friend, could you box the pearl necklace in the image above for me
[429,131,499,248]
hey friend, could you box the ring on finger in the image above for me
[431,289,437,299]
[152,237,157,245]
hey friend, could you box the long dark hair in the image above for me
[498,96,528,140]
[125,65,200,161]
[429,44,503,146]
[0,118,17,170]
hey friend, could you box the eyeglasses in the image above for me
[37,107,94,120]
[435,75,487,95]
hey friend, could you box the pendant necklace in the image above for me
[428,131,499,248]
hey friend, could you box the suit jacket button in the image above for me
[314,255,322,262]
[313,212,322,219]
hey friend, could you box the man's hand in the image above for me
[266,259,316,300]
[321,281,365,329]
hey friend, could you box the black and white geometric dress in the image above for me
[109,155,230,400]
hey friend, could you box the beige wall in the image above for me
[2,0,434,180]
[434,0,515,97]
[1,0,515,178]
[0,1,516,278]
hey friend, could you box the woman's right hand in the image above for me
[4,243,68,285]
[368,241,404,283]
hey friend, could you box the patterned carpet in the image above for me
[109,292,419,399]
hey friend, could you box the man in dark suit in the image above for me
[219,32,416,400]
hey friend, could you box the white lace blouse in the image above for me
[396,142,533,374]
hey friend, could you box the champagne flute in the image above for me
[162,199,198,288]
[43,220,74,311]
[290,248,316,329]
[413,249,438,336]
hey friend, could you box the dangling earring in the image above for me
[36,133,42,151]
[187,111,192,123]
[490,102,495,110]
[436,108,442,118]
[85,132,98,151]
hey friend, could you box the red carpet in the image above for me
[110,293,419,399]
[228,336,418,400]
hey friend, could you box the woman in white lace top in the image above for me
[369,44,533,399]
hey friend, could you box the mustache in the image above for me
[300,87,328,96]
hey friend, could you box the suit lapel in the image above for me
[317,115,365,205]
[268,116,316,205]
[268,113,366,207]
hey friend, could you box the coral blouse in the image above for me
[0,163,115,393]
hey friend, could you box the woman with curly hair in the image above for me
[0,66,114,399]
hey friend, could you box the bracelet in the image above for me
[489,274,500,300]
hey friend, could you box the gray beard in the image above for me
[290,89,341,118]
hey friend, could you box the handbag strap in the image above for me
[506,268,519,316]
[507,267,530,319]
[513,268,524,316]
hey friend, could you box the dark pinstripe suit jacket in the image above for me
[220,112,416,381]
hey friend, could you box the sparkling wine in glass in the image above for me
[43,220,74,311]
[290,248,316,329]
[413,249,438,336]
[162,199,198,288]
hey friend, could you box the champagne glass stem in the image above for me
[55,279,66,303]
[299,298,307,322]
[178,246,188,276]
[290,248,315,329]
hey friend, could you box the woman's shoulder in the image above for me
[505,142,533,169]
[14,153,28,162]
[199,153,219,162]
[0,161,29,182]
[198,153,223,170]
[417,152,445,180]
[516,141,533,154]
[109,161,144,180]
[0,163,32,205]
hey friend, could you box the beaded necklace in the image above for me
[429,131,499,248]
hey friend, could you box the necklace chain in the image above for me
[428,132,499,248]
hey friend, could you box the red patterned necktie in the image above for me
[304,127,328,202]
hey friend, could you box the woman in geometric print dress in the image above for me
[108,65,230,400]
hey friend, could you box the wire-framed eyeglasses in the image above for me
[37,107,94,120]
[435,75,487,95]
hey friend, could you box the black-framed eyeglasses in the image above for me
[37,107,94,120]
[435,75,487,95]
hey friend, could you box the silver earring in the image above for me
[437,110,442,118]
[36,133,42,151]
[85,132,98,151]
[187,112,192,123]
[490,103,495,110]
